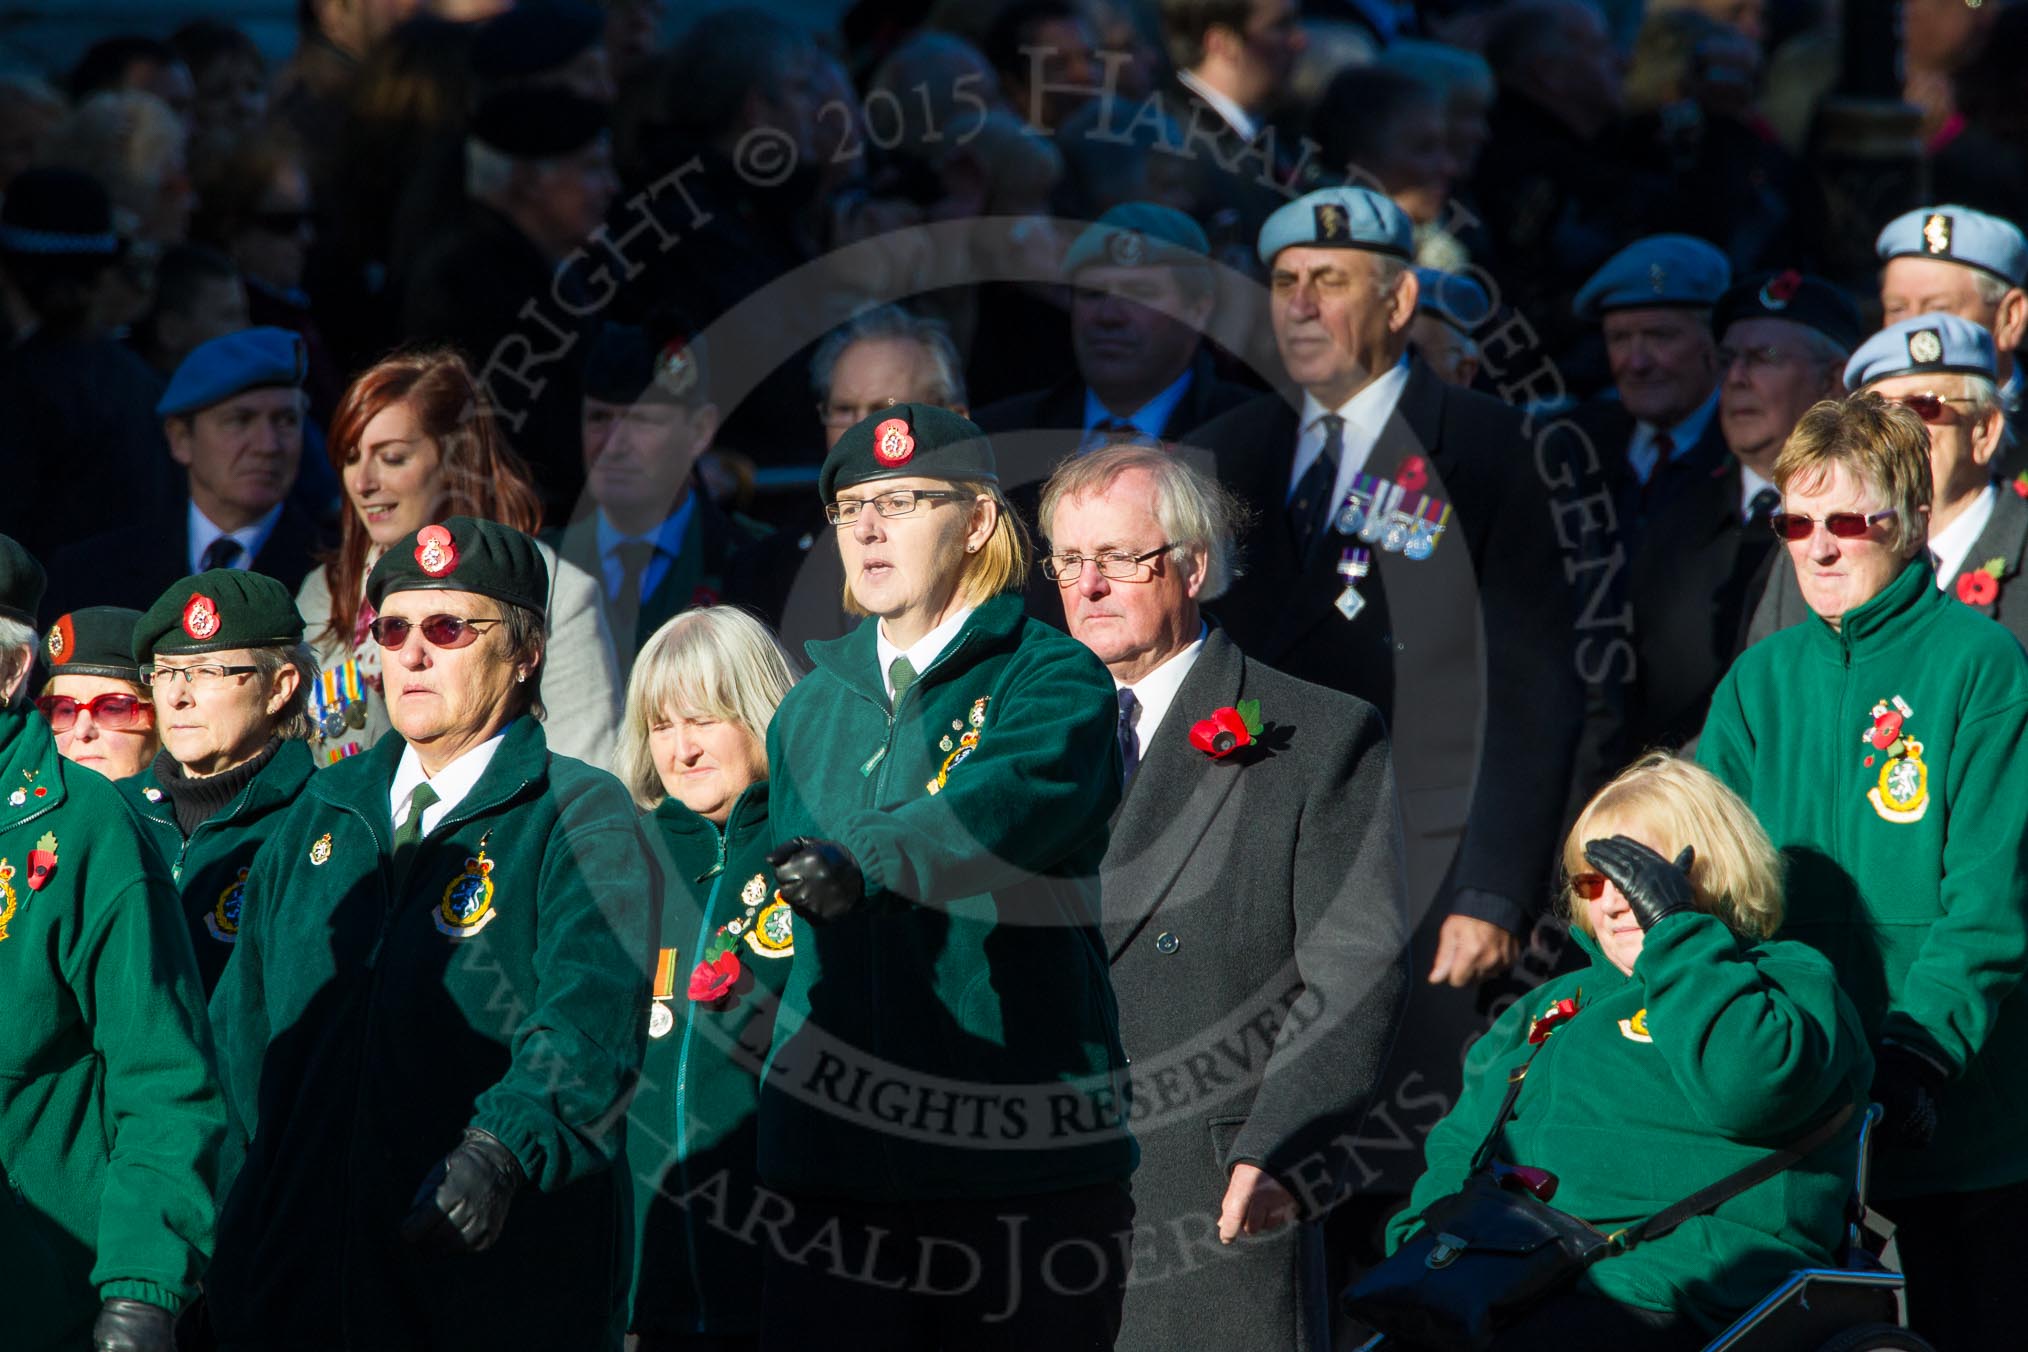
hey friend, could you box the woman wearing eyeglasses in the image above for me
[117,570,316,997]
[0,536,225,1352]
[38,606,157,780]
[1374,754,1868,1349]
[1701,392,2028,1350]
[206,517,653,1352]
[754,405,1135,1347]
[297,347,623,772]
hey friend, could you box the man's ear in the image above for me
[165,415,194,468]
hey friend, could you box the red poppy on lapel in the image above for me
[688,949,743,1003]
[1188,700,1264,758]
[1527,994,1581,1045]
[1396,455,1429,493]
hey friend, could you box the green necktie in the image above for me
[889,656,917,703]
[392,781,440,884]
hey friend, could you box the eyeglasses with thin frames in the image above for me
[143,664,260,688]
[824,489,972,525]
[1881,392,1980,424]
[368,615,504,649]
[1768,508,1897,542]
[1042,544,1175,584]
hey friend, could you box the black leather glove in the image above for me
[1872,1043,1946,1150]
[400,1127,525,1254]
[767,837,864,924]
[1582,836,1697,932]
[91,1298,176,1352]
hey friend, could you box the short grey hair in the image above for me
[1037,443,1250,601]
[251,642,320,742]
[619,606,802,809]
[0,619,36,704]
[809,304,968,407]
[499,602,548,722]
[1800,327,1851,380]
[1973,272,2014,309]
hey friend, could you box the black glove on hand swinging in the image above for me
[1872,1043,1945,1150]
[400,1127,525,1254]
[1583,835,1697,931]
[92,1298,176,1352]
[767,837,864,924]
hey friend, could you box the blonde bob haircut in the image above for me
[1774,392,1933,558]
[840,478,1031,615]
[1561,752,1785,942]
[618,607,802,809]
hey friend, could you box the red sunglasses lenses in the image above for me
[1570,872,1607,900]
[1769,512,1876,541]
[1894,394,1945,423]
[369,616,485,649]
[37,693,151,732]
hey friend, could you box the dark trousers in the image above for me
[1876,1177,2028,1352]
[1489,1292,1708,1351]
[758,1182,1134,1352]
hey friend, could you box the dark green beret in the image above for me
[135,569,307,662]
[45,607,145,681]
[818,403,997,503]
[367,517,550,616]
[0,534,45,626]
[583,320,709,407]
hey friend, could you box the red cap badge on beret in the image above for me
[46,615,72,662]
[654,338,698,399]
[416,524,458,577]
[1759,269,1802,309]
[873,417,915,465]
[183,593,221,641]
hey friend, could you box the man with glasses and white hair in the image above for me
[1041,443,1409,1352]
[1877,203,2027,446]
[810,304,970,453]
[1747,313,2025,648]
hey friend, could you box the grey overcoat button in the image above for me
[1154,931,1180,954]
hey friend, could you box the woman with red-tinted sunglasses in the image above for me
[37,606,157,780]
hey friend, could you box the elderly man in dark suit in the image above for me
[1042,442,1409,1352]
[1748,313,2028,649]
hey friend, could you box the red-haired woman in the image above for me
[295,347,623,769]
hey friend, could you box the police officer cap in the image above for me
[1063,203,1211,278]
[1843,313,1997,390]
[472,1,603,83]
[367,517,551,617]
[819,403,997,503]
[1414,267,1493,335]
[1258,187,1414,265]
[0,167,121,262]
[583,318,709,407]
[1572,234,1732,320]
[1876,205,2028,287]
[470,87,610,160]
[156,326,307,419]
[1712,270,1864,354]
[0,534,46,626]
[135,569,307,662]
[44,607,146,681]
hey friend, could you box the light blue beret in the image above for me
[1257,187,1414,265]
[1572,234,1732,320]
[1414,267,1493,334]
[1875,205,2028,286]
[1063,202,1211,278]
[157,326,307,419]
[1844,313,1997,389]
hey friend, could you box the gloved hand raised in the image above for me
[91,1298,176,1352]
[1582,836,1697,932]
[400,1127,525,1254]
[767,837,864,924]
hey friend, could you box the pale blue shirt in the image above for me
[1081,369,1194,449]
[187,500,280,574]
[595,496,696,603]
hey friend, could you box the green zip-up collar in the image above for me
[1803,556,1949,665]
[654,780,772,880]
[0,700,68,828]
[130,739,318,837]
[804,592,1027,709]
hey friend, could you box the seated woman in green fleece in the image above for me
[1383,754,1871,1350]
[618,604,801,1352]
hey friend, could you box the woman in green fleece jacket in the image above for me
[755,405,1134,1349]
[619,605,801,1350]
[1384,754,1870,1349]
[1699,393,2028,1350]
[0,536,225,1352]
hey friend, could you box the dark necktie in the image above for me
[392,781,440,886]
[1738,486,1782,573]
[1746,487,1780,529]
[888,656,917,704]
[609,540,657,647]
[1097,418,1140,444]
[1289,413,1345,565]
[1116,687,1140,789]
[1640,431,1677,513]
[201,536,244,572]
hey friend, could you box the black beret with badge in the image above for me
[818,403,998,503]
[583,316,708,407]
[134,569,307,662]
[45,607,145,681]
[1712,270,1865,354]
[0,533,47,626]
[367,516,551,616]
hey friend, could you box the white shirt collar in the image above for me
[389,728,510,838]
[1628,387,1720,485]
[1178,68,1257,142]
[876,605,975,701]
[188,500,282,574]
[1116,622,1209,750]
[1288,356,1414,507]
[1739,463,1779,521]
[1930,481,1999,587]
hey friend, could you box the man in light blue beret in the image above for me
[1877,203,2028,427]
[1747,313,2026,650]
[41,326,324,619]
[1569,234,1733,529]
[1409,267,1491,388]
[976,203,1254,458]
